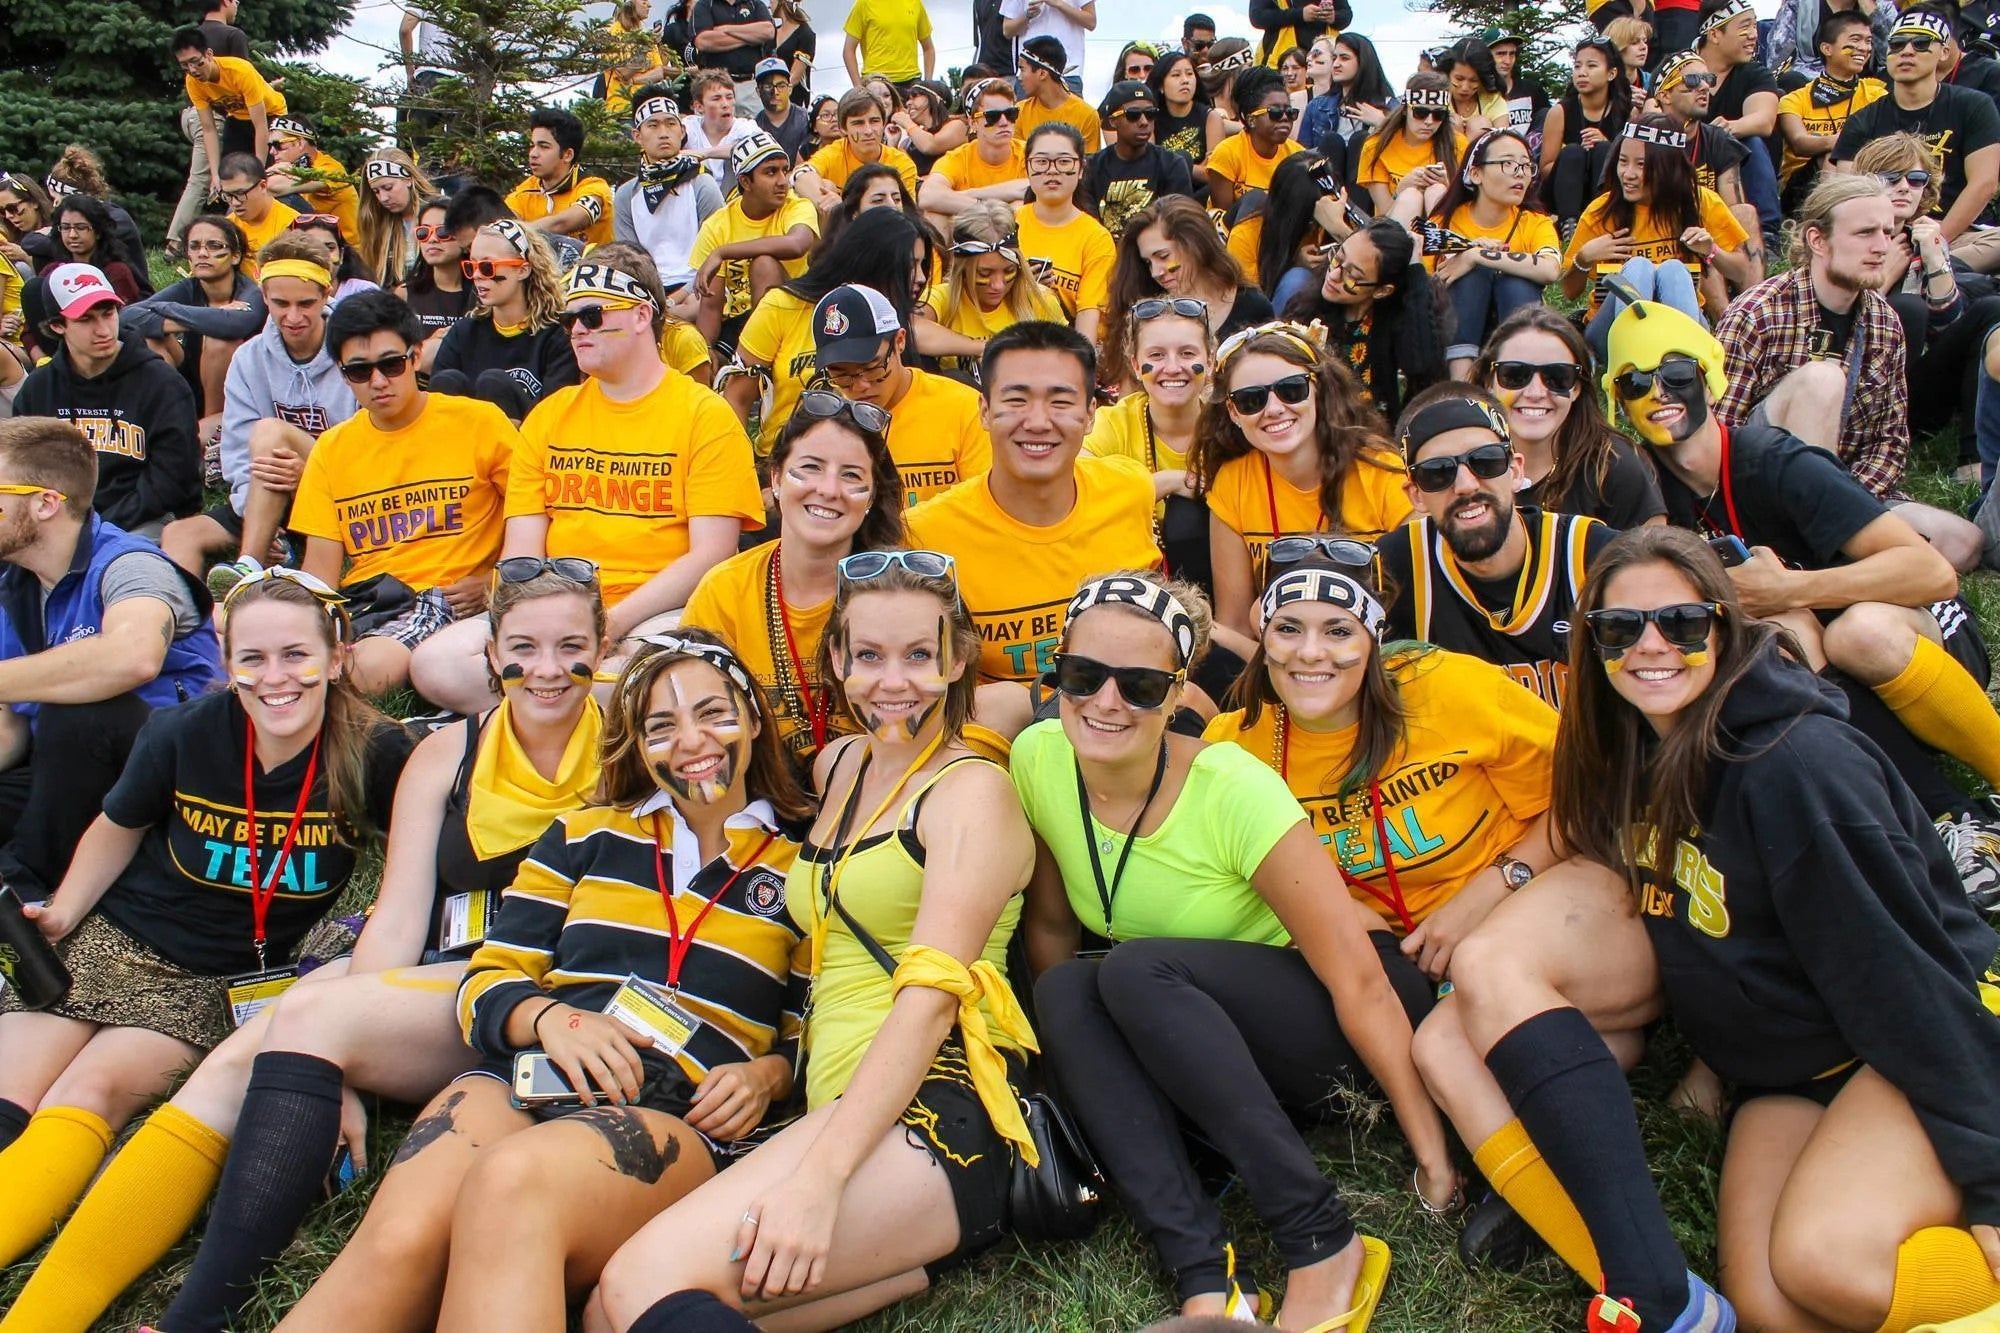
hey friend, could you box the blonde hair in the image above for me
[355,148,441,285]
[941,200,1051,327]
[819,557,981,743]
[473,223,567,331]
[1604,17,1653,51]
[1851,132,1944,220]
[1786,171,1890,268]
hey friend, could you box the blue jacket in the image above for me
[0,515,223,723]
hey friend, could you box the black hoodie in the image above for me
[15,329,201,531]
[1640,644,2000,1222]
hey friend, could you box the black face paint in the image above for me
[391,1089,465,1167]
[842,616,951,743]
[568,661,595,684]
[1138,362,1157,376]
[646,673,747,804]
[572,1105,679,1184]
[1189,363,1206,377]
[499,663,527,688]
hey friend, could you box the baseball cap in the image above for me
[730,130,790,178]
[1099,80,1160,119]
[754,56,790,81]
[47,263,123,319]
[812,285,900,365]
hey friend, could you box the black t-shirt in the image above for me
[690,0,774,80]
[1156,104,1213,167]
[432,315,581,408]
[1815,299,1858,358]
[758,104,811,161]
[1710,60,1780,122]
[1947,53,2000,105]
[1834,84,2000,216]
[775,21,815,95]
[1655,419,1886,568]
[1520,435,1667,529]
[1217,285,1278,343]
[405,281,472,335]
[199,17,250,60]
[1083,145,1197,240]
[97,690,413,974]
[1690,123,1750,194]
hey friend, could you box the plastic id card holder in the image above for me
[224,966,300,1028]
[439,890,498,954]
[604,973,700,1056]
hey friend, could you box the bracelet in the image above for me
[1923,266,1952,283]
[529,998,562,1047]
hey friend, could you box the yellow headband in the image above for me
[260,258,332,290]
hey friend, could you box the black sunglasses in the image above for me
[1113,107,1158,122]
[1250,104,1300,122]
[1491,360,1583,394]
[413,223,449,241]
[337,351,416,385]
[1675,70,1719,88]
[1878,169,1933,188]
[556,302,639,332]
[495,556,599,585]
[1226,373,1315,415]
[1887,35,1936,52]
[1408,106,1447,122]
[1132,296,1209,322]
[1584,602,1722,652]
[1267,535,1376,570]
[1410,442,1514,493]
[979,104,1023,126]
[797,388,891,434]
[1048,652,1183,710]
[1612,355,1704,401]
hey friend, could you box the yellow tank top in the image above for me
[787,751,1026,1107]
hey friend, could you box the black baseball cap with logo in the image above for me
[1099,80,1160,120]
[812,284,902,365]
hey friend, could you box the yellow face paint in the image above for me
[648,669,747,804]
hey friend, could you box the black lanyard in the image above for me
[1073,740,1170,936]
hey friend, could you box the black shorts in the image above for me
[901,1040,1022,1271]
[1731,1059,1860,1117]
[458,1051,736,1173]
[202,499,244,540]
[1932,596,1990,688]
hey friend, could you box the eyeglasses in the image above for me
[413,224,450,241]
[978,104,1023,126]
[816,345,897,390]
[1673,70,1719,87]
[1027,155,1081,174]
[1491,360,1583,394]
[462,257,530,279]
[337,351,416,384]
[798,388,892,433]
[220,186,257,202]
[1113,107,1158,122]
[1249,104,1300,123]
[1878,170,1933,188]
[1267,535,1376,570]
[1584,602,1722,653]
[1321,244,1381,291]
[1479,157,1535,177]
[1612,355,1704,400]
[1408,106,1448,122]
[289,213,342,229]
[837,549,956,582]
[55,223,93,235]
[1132,296,1209,322]
[1410,442,1514,492]
[185,239,235,254]
[1226,373,1315,415]
[556,301,640,331]
[0,482,65,502]
[495,555,599,584]
[1888,35,1937,52]
[1048,653,1184,711]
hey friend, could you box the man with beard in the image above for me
[1716,174,1987,571]
[1606,293,2000,910]
[1379,386,1613,712]
[1654,51,1763,277]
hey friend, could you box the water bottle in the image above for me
[0,885,71,1011]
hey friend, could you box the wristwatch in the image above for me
[1492,854,1535,891]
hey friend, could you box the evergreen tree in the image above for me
[1414,0,1586,97]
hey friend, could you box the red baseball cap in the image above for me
[46,263,123,319]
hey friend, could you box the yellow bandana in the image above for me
[259,258,332,290]
[465,697,604,860]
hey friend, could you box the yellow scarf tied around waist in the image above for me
[892,943,1042,1167]
[465,697,603,860]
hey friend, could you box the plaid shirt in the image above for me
[1714,269,1908,499]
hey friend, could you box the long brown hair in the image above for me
[1472,304,1624,510]
[355,148,440,285]
[222,578,395,843]
[1105,195,1245,386]
[596,629,814,821]
[1362,72,1463,182]
[1552,526,1782,894]
[1190,328,1400,531]
[818,557,981,744]
[768,410,907,555]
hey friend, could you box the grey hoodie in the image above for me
[219,317,358,516]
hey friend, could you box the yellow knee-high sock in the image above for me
[1879,1228,2000,1332]
[0,1104,230,1333]
[1473,1118,1604,1289]
[0,1105,113,1267]
[1878,637,2000,789]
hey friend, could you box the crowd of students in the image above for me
[2,1,2000,1331]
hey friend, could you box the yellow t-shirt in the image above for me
[238,199,302,278]
[603,17,668,117]
[1357,130,1442,191]
[1018,93,1103,153]
[1776,78,1886,185]
[1084,392,1195,523]
[883,367,991,506]
[805,140,920,196]
[934,140,1028,191]
[298,149,361,245]
[1207,134,1302,196]
[661,319,712,379]
[923,283,1066,373]
[505,172,616,246]
[1204,648,1556,931]
[1562,187,1747,314]
[507,372,765,606]
[842,0,932,83]
[905,454,1160,682]
[736,289,819,454]
[186,56,286,120]
[290,393,515,590]
[1015,205,1114,318]
[1228,215,1264,286]
[1424,203,1562,274]
[681,541,851,768]
[1205,447,1412,584]
[689,194,820,320]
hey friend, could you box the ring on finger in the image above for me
[743,1211,760,1226]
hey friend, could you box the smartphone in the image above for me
[1707,534,1751,568]
[511,1051,587,1108]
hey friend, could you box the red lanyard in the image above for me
[1277,710,1415,934]
[772,549,830,752]
[651,814,777,993]
[1715,424,1743,539]
[243,717,323,966]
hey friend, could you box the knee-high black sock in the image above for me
[0,1097,30,1150]
[159,1051,344,1333]
[628,1290,759,1331]
[1484,1008,1688,1327]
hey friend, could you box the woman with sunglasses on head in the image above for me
[1283,217,1450,422]
[400,198,472,372]
[8,563,611,1333]
[1195,321,1412,643]
[356,149,441,289]
[1472,305,1666,529]
[1208,67,1305,217]
[1403,129,1561,381]
[1438,524,2000,1333]
[1017,122,1114,346]
[1104,196,1273,388]
[1019,570,1453,1327]
[288,213,381,307]
[1088,299,1213,512]
[431,220,579,420]
[923,201,1066,379]
[123,215,266,441]
[592,553,1042,1333]
[50,196,144,303]
[0,173,57,277]
[278,631,812,1332]
[1357,72,1464,218]
[682,395,906,775]
[1148,50,1230,190]
[1538,36,1634,234]
[0,572,412,1288]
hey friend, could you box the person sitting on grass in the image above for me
[429,218,581,421]
[216,155,301,280]
[918,78,1030,224]
[797,88,921,212]
[922,200,1067,378]
[121,214,265,451]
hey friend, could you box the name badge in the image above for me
[224,965,300,1028]
[439,891,495,954]
[604,973,700,1055]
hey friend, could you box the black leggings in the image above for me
[1894,291,2000,467]
[1034,934,1435,1299]
[0,693,153,898]
[1546,142,1612,230]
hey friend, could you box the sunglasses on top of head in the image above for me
[1583,602,1722,653]
[1266,535,1376,571]
[1409,442,1514,492]
[1226,373,1315,415]
[495,555,599,585]
[1048,653,1183,710]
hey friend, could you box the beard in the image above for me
[1827,255,1890,293]
[1439,489,1515,562]
[0,506,38,562]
